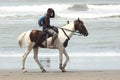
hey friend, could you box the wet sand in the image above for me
[0,56,120,80]
[0,69,120,80]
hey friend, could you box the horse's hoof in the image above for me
[23,69,27,73]
[62,69,66,72]
[59,64,63,70]
[42,69,46,72]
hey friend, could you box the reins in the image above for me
[55,26,82,36]
[61,28,70,40]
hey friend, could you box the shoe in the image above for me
[48,45,54,48]
[33,42,38,48]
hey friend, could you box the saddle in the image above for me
[34,26,58,48]
[51,26,58,33]
[41,26,58,40]
[42,26,58,47]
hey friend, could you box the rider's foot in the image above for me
[48,45,54,48]
[34,42,38,48]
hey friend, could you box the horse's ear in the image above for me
[67,20,69,24]
[77,18,80,21]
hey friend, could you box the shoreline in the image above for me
[0,56,120,70]
[0,69,120,80]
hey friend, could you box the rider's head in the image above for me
[47,8,55,18]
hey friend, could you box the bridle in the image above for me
[60,27,82,41]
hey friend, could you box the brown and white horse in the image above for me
[18,18,88,73]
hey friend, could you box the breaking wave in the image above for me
[0,4,120,19]
[68,4,88,11]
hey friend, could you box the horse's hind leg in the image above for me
[21,47,32,73]
[21,42,34,73]
[33,48,46,72]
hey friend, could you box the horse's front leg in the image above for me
[59,50,63,71]
[62,49,69,72]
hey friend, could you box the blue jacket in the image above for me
[38,15,51,30]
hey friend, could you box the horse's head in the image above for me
[74,18,88,36]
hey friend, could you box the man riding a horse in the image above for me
[18,18,88,73]
[35,8,58,48]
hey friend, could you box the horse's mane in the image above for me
[62,22,74,30]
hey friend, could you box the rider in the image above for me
[38,8,58,48]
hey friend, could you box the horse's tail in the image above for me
[17,32,26,48]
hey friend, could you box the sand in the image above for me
[0,69,120,80]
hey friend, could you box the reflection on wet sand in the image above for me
[40,57,51,67]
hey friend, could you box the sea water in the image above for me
[0,0,120,70]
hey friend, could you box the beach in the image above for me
[0,0,120,80]
[0,56,120,80]
[1,69,120,80]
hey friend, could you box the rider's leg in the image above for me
[50,32,57,46]
[47,29,58,46]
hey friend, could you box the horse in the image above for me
[17,18,88,73]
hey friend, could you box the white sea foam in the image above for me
[0,4,70,12]
[0,51,120,57]
[88,4,120,11]
[0,4,120,19]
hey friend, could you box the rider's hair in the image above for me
[47,8,55,18]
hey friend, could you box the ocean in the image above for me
[0,0,120,70]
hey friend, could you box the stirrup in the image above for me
[47,45,54,49]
